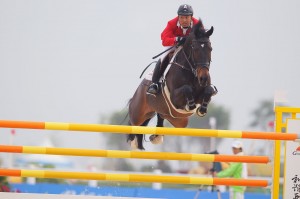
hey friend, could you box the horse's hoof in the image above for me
[149,135,164,145]
[196,107,207,117]
[129,137,139,150]
[127,134,135,142]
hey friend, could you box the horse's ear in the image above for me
[205,26,214,37]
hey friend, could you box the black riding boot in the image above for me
[147,59,162,95]
[147,54,171,95]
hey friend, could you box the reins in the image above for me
[171,46,209,77]
[140,46,178,78]
[139,61,157,78]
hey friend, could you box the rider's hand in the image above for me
[176,37,187,46]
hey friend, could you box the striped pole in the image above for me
[0,168,269,187]
[0,145,270,163]
[0,120,298,140]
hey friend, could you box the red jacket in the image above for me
[161,17,199,46]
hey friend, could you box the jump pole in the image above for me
[0,144,270,164]
[0,168,269,187]
[0,120,299,140]
[1,107,300,198]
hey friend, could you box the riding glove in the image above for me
[176,37,187,46]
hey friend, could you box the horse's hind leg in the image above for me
[137,118,151,150]
[156,113,164,127]
[149,114,164,145]
[127,118,151,150]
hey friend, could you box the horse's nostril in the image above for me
[199,76,208,86]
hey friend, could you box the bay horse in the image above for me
[127,20,215,150]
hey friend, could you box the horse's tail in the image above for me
[119,111,129,125]
[127,98,132,106]
[118,99,132,125]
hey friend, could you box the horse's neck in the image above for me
[166,61,206,94]
[163,47,183,78]
[166,63,194,90]
[174,47,191,66]
[168,48,194,81]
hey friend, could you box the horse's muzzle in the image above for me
[198,76,209,87]
[197,67,210,87]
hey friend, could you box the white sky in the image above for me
[0,0,300,168]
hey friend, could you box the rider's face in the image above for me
[232,147,241,155]
[178,15,192,28]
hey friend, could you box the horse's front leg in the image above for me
[197,85,217,117]
[149,114,164,145]
[171,85,196,111]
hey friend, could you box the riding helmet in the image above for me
[177,4,193,16]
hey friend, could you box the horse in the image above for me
[127,20,215,150]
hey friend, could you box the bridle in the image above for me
[172,39,211,77]
[191,39,211,67]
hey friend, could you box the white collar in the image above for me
[177,20,194,29]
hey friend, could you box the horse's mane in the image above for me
[193,19,206,38]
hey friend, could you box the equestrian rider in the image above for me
[147,4,218,96]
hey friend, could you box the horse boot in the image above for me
[210,84,218,96]
[197,85,218,117]
[147,52,172,96]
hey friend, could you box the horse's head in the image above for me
[183,20,213,87]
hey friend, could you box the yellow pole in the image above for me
[273,107,282,199]
[0,120,298,140]
[273,106,300,199]
[0,168,269,187]
[0,145,270,163]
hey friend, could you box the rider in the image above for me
[147,4,198,95]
